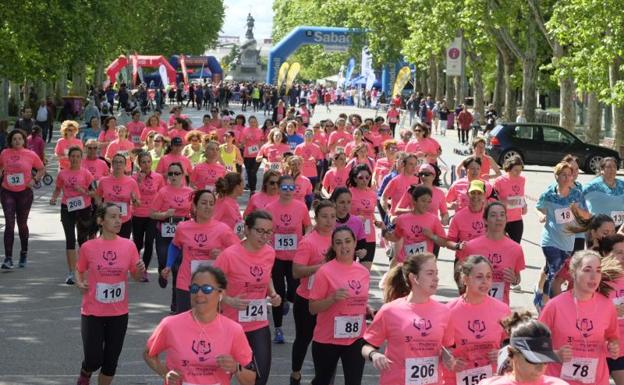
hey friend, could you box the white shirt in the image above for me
[36,106,48,122]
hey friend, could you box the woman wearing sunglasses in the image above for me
[55,120,83,171]
[162,190,239,313]
[214,210,282,385]
[82,139,109,181]
[190,140,226,191]
[150,163,193,312]
[244,171,280,217]
[155,136,193,178]
[104,125,134,173]
[148,134,167,172]
[145,265,256,385]
[394,163,450,226]
[266,175,313,344]
[321,152,350,199]
[287,155,314,207]
[182,130,205,166]
[213,172,245,238]
[348,164,380,270]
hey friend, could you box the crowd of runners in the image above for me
[3,96,624,385]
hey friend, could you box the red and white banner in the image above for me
[180,54,189,92]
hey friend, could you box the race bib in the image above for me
[6,173,24,186]
[335,146,345,154]
[247,145,259,155]
[614,296,624,319]
[612,211,624,227]
[506,195,525,209]
[225,164,234,172]
[488,281,505,301]
[269,162,281,171]
[131,135,141,144]
[161,222,176,237]
[554,207,573,224]
[191,259,213,274]
[333,315,363,339]
[456,365,492,385]
[405,356,438,385]
[204,184,215,191]
[235,221,245,238]
[274,234,297,251]
[404,241,427,257]
[67,196,86,212]
[307,274,315,290]
[95,282,125,303]
[117,150,129,157]
[238,299,268,322]
[560,357,598,384]
[112,202,128,216]
[364,219,371,235]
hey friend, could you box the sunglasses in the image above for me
[168,171,183,177]
[253,227,273,236]
[154,139,163,143]
[280,184,296,192]
[357,175,371,180]
[86,146,98,150]
[418,172,434,177]
[189,284,219,295]
[268,180,279,185]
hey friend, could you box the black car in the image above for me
[486,123,621,174]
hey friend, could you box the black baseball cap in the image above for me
[509,336,560,364]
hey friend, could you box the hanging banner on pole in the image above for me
[365,71,376,91]
[285,62,301,93]
[131,54,139,86]
[361,47,373,78]
[345,58,356,84]
[277,62,290,90]
[337,64,345,89]
[159,65,169,88]
[180,54,189,92]
[446,37,463,76]
[392,66,411,97]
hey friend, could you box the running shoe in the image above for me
[290,375,301,385]
[1,257,13,269]
[140,271,149,283]
[273,327,285,344]
[76,371,91,385]
[65,272,75,285]
[282,301,290,316]
[533,286,543,313]
[158,275,168,288]
[18,253,27,268]
[511,283,522,292]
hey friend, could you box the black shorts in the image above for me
[608,356,624,372]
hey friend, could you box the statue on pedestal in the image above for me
[245,13,255,41]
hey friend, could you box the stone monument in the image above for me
[227,13,266,82]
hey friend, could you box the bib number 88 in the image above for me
[344,321,359,334]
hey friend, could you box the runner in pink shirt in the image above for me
[74,203,146,385]
[348,164,380,269]
[394,163,450,225]
[50,147,95,285]
[448,181,487,263]
[155,136,193,178]
[266,175,313,343]
[213,172,245,238]
[539,250,620,385]
[344,128,375,159]
[406,123,438,162]
[98,117,119,157]
[372,140,398,189]
[309,226,370,385]
[456,137,502,180]
[287,155,314,205]
[55,120,83,170]
[126,110,146,147]
[190,140,226,191]
[447,156,494,211]
[168,117,191,145]
[322,152,350,198]
[82,140,110,181]
[461,202,525,304]
[295,128,324,187]
[443,255,512,385]
[362,253,454,385]
[256,129,290,173]
[145,265,257,385]
[140,114,168,141]
[240,115,265,193]
[104,125,134,173]
[162,190,239,313]
[328,118,353,155]
[214,210,281,385]
[244,170,280,217]
[95,153,140,238]
[167,106,189,127]
[131,152,165,282]
[493,155,527,243]
[290,200,336,384]
[381,154,420,215]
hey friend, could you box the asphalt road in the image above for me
[0,103,603,385]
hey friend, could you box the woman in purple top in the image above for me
[329,187,368,262]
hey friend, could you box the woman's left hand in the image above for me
[502,268,516,284]
[608,340,620,359]
[268,292,282,307]
[216,355,238,374]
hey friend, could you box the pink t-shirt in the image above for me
[344,141,374,158]
[168,128,189,144]
[447,178,493,211]
[104,139,134,172]
[168,114,189,127]
[294,142,323,177]
[462,236,525,305]
[479,375,570,385]
[448,207,486,259]
[55,137,83,170]
[386,108,400,123]
[493,174,526,222]
[266,199,312,261]
[155,153,193,177]
[82,158,110,180]
[96,175,140,222]
[150,185,193,218]
[309,259,370,345]
[98,129,118,143]
[322,167,350,193]
[608,277,624,351]
[240,126,264,157]
[243,192,279,217]
[146,312,253,385]
[349,187,378,242]
[140,125,167,141]
[132,172,165,218]
[328,130,353,154]
[396,185,448,217]
[55,168,94,207]
[443,296,511,385]
[0,148,44,191]
[539,291,619,385]
[293,175,313,202]
[190,162,226,191]
[213,196,244,237]
[382,174,420,214]
[364,297,454,385]
[293,230,332,299]
[394,212,446,263]
[258,143,290,171]
[405,139,438,158]
[373,158,393,187]
[126,121,145,146]
[214,243,276,332]
[76,236,139,316]
[173,219,239,290]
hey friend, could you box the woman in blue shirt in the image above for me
[582,157,624,229]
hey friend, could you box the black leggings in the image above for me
[271,259,299,328]
[175,288,191,314]
[81,314,128,377]
[156,232,177,311]
[118,220,132,239]
[60,205,92,250]
[311,339,365,385]
[244,157,261,193]
[505,220,524,244]
[292,294,317,372]
[246,326,272,385]
[131,216,156,267]
[1,188,33,257]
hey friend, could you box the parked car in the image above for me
[486,123,620,174]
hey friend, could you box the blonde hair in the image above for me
[60,120,80,138]
[569,250,623,297]
[553,162,572,177]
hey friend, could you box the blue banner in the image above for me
[345,57,355,83]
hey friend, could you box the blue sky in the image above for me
[222,0,274,40]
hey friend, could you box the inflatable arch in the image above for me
[105,55,177,87]
[169,55,224,83]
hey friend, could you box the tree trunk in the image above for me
[71,60,87,96]
[0,78,8,119]
[522,21,538,122]
[455,76,463,106]
[493,49,505,114]
[501,48,516,121]
[446,75,455,110]
[586,92,601,145]
[428,56,436,97]
[36,80,47,102]
[95,58,105,88]
[555,43,576,131]
[56,67,68,99]
[436,54,445,101]
[419,69,428,95]
[610,56,624,149]
[471,59,485,124]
